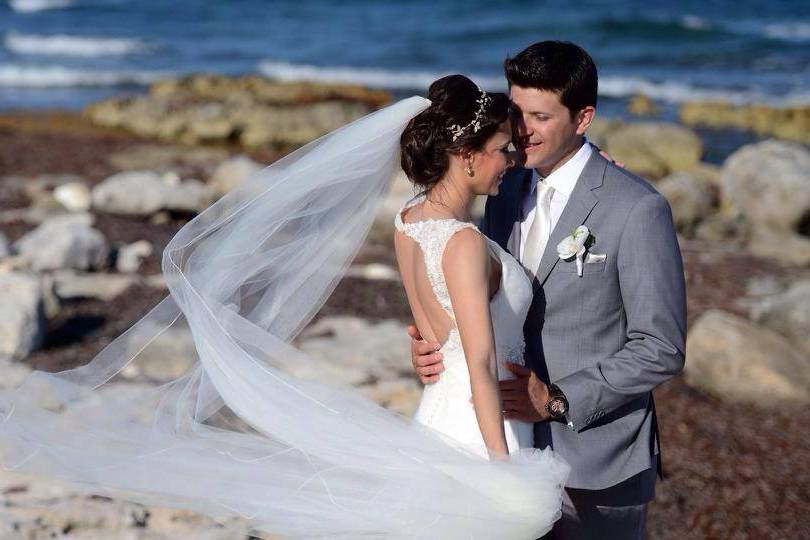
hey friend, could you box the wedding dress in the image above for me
[395,195,534,457]
[0,97,568,539]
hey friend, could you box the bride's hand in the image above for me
[488,448,510,462]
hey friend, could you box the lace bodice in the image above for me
[394,195,532,361]
[394,211,477,321]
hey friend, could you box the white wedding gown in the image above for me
[396,194,534,457]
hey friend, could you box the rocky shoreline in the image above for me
[0,76,808,538]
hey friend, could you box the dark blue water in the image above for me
[0,0,807,114]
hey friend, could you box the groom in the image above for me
[408,41,686,538]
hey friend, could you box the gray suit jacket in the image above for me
[481,151,686,490]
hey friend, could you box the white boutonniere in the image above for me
[556,226,596,277]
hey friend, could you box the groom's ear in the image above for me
[575,106,596,136]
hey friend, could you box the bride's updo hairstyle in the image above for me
[400,75,509,190]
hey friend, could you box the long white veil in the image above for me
[0,97,568,539]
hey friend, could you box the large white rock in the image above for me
[92,171,213,216]
[721,140,810,233]
[751,280,810,353]
[92,171,167,215]
[13,213,109,271]
[208,155,263,197]
[657,171,715,232]
[0,272,45,359]
[685,310,810,404]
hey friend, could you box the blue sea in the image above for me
[0,0,808,117]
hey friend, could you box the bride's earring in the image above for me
[464,158,474,177]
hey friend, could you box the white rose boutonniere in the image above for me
[556,225,595,277]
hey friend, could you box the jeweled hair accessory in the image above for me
[448,90,491,142]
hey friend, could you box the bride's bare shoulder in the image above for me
[442,227,488,276]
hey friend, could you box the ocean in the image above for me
[0,0,808,119]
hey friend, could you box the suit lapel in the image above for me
[532,152,607,290]
[504,168,532,256]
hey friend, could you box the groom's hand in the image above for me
[407,325,445,384]
[500,363,550,422]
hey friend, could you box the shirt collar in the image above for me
[530,138,592,198]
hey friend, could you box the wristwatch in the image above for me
[545,384,569,420]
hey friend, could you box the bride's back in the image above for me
[394,205,456,346]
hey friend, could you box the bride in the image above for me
[0,76,568,539]
[396,75,534,460]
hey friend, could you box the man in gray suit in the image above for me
[409,41,686,538]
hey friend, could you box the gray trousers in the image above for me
[543,462,657,540]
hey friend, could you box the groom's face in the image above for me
[509,85,585,174]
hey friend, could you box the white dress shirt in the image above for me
[519,140,593,261]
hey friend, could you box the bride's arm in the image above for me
[443,229,508,460]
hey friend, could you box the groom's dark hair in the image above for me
[504,41,598,118]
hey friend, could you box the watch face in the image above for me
[550,398,567,417]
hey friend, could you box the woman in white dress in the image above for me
[395,75,534,460]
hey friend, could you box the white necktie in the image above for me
[522,181,554,276]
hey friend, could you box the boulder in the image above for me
[208,155,263,197]
[0,272,45,360]
[720,140,810,233]
[657,172,716,233]
[751,280,810,353]
[684,310,810,404]
[84,76,388,149]
[161,177,212,213]
[679,101,810,145]
[116,240,153,273]
[53,182,92,212]
[747,228,810,267]
[605,122,703,179]
[92,171,213,216]
[92,171,166,216]
[13,214,109,271]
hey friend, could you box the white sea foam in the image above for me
[9,0,73,13]
[599,75,810,105]
[258,60,809,106]
[0,64,170,87]
[258,60,506,91]
[762,22,810,42]
[4,32,149,57]
[679,15,713,31]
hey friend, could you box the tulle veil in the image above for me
[0,96,568,539]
